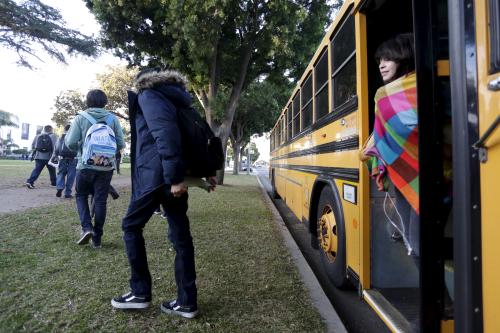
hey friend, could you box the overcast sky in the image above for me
[0,0,124,127]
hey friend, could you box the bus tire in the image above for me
[316,186,349,288]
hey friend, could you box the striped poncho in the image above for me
[365,72,419,214]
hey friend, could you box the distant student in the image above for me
[65,89,125,248]
[26,125,58,189]
[53,124,77,198]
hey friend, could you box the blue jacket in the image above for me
[129,70,191,199]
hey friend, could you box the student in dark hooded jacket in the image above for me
[111,68,216,319]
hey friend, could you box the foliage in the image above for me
[0,110,19,128]
[51,66,137,140]
[50,90,86,127]
[0,0,99,69]
[230,79,288,173]
[85,0,337,183]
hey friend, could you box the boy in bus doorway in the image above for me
[362,34,419,261]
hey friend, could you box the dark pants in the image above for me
[121,189,197,306]
[75,169,113,240]
[57,159,77,196]
[27,159,56,185]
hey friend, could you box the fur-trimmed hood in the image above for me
[134,70,189,92]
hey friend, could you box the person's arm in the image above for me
[138,90,185,187]
[65,118,82,152]
[112,117,126,151]
[53,137,61,157]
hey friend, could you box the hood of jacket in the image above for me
[134,70,192,108]
[83,108,112,121]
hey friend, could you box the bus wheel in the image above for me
[317,186,349,288]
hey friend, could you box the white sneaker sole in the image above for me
[111,299,150,309]
[160,304,198,318]
[77,232,93,245]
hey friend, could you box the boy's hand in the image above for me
[171,182,188,197]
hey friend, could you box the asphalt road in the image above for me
[256,167,390,333]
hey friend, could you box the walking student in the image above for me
[26,125,58,189]
[111,68,216,318]
[53,124,77,198]
[65,89,125,248]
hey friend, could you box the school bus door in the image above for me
[475,1,500,332]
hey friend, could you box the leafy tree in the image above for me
[230,79,288,174]
[0,0,99,68]
[51,90,86,127]
[51,66,137,136]
[0,110,19,127]
[85,0,337,183]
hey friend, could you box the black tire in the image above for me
[316,186,349,288]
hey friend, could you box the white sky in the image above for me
[0,0,270,160]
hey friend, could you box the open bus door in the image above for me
[360,0,454,331]
[450,0,500,332]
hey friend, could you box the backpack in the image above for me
[127,90,224,178]
[176,106,224,177]
[58,134,77,159]
[35,133,52,153]
[79,112,117,169]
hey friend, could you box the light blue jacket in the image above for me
[65,108,125,171]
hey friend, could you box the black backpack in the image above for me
[176,106,224,177]
[127,90,224,178]
[35,133,52,153]
[59,134,76,158]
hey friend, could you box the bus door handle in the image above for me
[488,77,500,91]
[473,115,500,163]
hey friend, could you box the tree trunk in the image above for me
[232,139,240,175]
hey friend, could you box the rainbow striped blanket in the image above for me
[365,73,419,214]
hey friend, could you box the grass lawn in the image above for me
[0,175,325,332]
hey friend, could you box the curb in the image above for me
[256,176,347,333]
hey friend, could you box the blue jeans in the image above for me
[121,189,197,306]
[56,159,77,196]
[27,159,56,185]
[75,169,113,240]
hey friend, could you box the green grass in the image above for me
[0,160,130,190]
[0,175,325,332]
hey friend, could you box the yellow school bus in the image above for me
[269,0,499,332]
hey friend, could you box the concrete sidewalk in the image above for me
[256,176,347,333]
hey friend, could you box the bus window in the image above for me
[315,48,329,120]
[292,92,300,136]
[331,16,356,109]
[287,105,293,141]
[489,0,500,73]
[301,74,313,129]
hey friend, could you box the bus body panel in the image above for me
[475,0,500,331]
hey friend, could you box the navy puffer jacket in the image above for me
[129,70,191,200]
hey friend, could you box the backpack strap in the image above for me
[105,114,115,126]
[79,111,97,125]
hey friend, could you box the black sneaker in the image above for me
[160,213,167,219]
[111,291,151,309]
[64,194,73,199]
[77,231,93,245]
[56,189,62,197]
[160,299,198,318]
[26,182,35,189]
[154,208,161,215]
[91,236,101,249]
